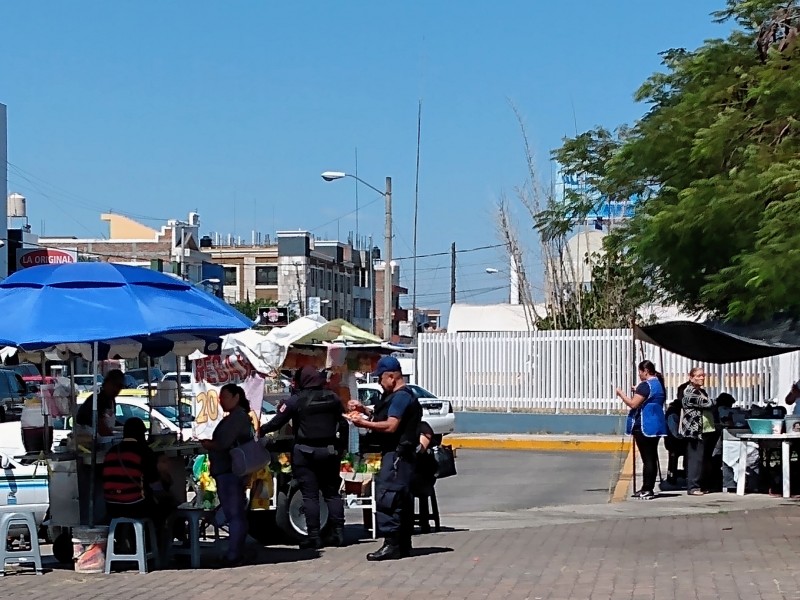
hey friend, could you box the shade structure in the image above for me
[0,262,252,351]
[635,320,800,364]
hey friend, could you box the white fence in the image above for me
[417,330,795,414]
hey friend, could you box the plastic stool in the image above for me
[104,518,159,574]
[0,512,43,575]
[414,487,441,533]
[167,508,220,568]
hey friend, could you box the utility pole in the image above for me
[450,242,456,306]
[383,177,393,341]
[369,234,376,335]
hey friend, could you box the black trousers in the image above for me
[633,433,660,493]
[686,436,705,492]
[375,451,415,547]
[292,445,345,538]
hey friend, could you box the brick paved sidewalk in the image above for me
[4,506,800,600]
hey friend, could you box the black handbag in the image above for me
[432,444,457,479]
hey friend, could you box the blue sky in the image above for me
[1,1,729,317]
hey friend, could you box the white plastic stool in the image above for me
[0,512,43,575]
[167,508,220,568]
[104,518,159,574]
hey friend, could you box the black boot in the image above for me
[366,539,402,561]
[299,531,322,550]
[322,525,345,548]
[399,537,412,558]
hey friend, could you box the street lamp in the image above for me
[485,268,499,274]
[321,170,393,341]
[198,278,220,286]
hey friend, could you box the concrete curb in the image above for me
[611,443,635,503]
[447,436,631,454]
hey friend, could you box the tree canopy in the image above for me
[550,0,800,322]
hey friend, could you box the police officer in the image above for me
[347,356,422,561]
[260,366,346,550]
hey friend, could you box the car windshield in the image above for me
[11,364,40,378]
[407,385,437,399]
[74,375,103,385]
[155,406,186,425]
[128,368,165,384]
[165,373,191,384]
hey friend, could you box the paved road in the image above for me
[435,450,622,513]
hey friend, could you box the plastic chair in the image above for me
[104,518,159,574]
[167,508,220,568]
[0,512,43,575]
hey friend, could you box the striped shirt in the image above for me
[102,439,159,505]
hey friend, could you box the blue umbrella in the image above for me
[0,262,251,349]
[0,262,252,526]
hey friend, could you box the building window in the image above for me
[223,266,237,286]
[255,265,278,286]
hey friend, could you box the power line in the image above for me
[394,243,508,261]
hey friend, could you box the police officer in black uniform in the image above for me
[347,356,422,561]
[260,366,346,549]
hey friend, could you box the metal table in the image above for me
[735,433,800,498]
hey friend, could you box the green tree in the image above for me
[549,1,800,322]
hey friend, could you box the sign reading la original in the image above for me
[18,248,78,269]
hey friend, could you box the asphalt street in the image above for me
[434,449,623,513]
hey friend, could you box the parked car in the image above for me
[6,362,55,391]
[53,394,194,446]
[124,367,165,388]
[0,451,48,534]
[357,383,455,435]
[71,373,103,393]
[161,371,192,393]
[0,370,32,422]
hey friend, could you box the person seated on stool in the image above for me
[411,422,438,534]
[102,418,174,550]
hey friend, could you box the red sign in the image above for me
[18,248,77,268]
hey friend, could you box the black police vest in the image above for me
[294,389,343,446]
[372,388,422,455]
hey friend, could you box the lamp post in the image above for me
[322,171,393,341]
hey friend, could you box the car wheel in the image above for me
[275,484,328,542]
[52,531,73,564]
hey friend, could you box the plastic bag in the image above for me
[432,445,457,479]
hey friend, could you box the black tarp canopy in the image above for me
[635,320,800,364]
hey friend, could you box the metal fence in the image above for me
[417,330,787,414]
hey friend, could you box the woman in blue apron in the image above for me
[616,360,667,500]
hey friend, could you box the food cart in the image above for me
[0,263,253,569]
[199,316,405,542]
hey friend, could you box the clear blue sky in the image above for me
[1,1,728,318]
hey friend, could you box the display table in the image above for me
[735,433,800,498]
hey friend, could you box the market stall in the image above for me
[0,262,252,568]
[635,320,800,495]
[193,316,405,542]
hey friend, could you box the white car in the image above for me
[357,383,455,436]
[161,372,193,395]
[0,451,48,533]
[52,397,195,448]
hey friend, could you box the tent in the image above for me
[635,320,800,364]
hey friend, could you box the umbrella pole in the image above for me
[176,356,183,444]
[89,342,99,527]
[40,351,49,454]
[146,356,153,442]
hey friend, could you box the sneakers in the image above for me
[632,490,656,500]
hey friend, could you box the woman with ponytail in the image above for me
[199,383,253,566]
[616,360,668,500]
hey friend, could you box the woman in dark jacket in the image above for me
[199,383,253,566]
[679,367,715,496]
[616,360,667,500]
